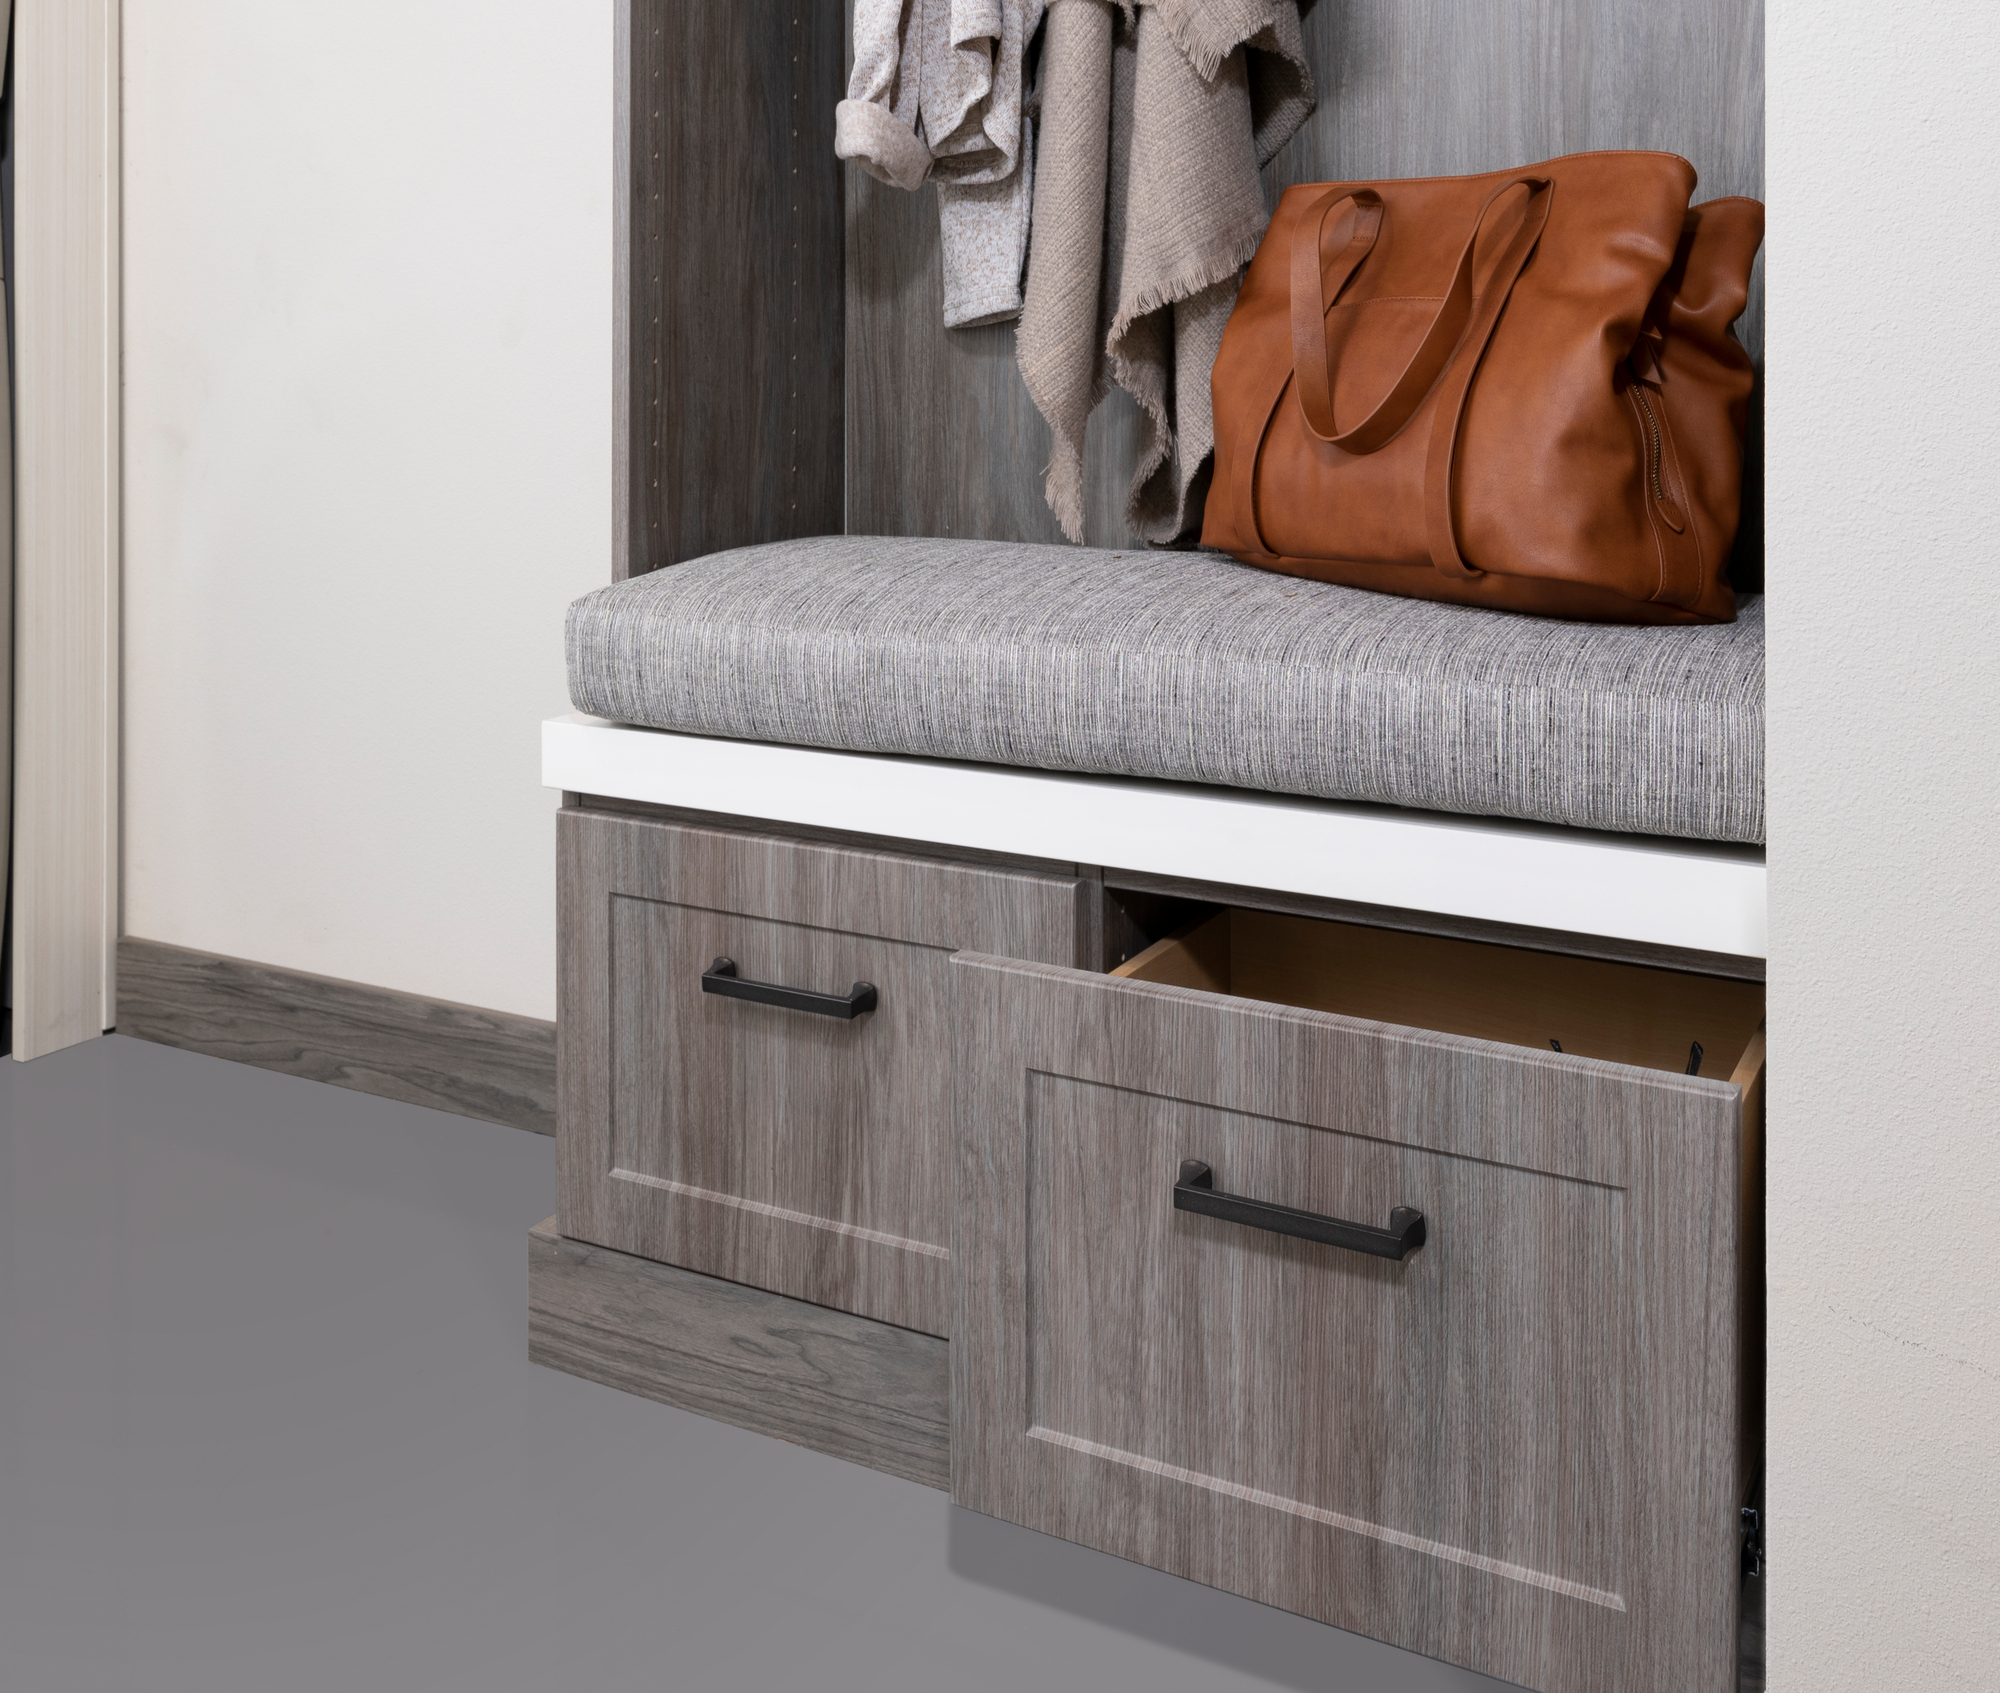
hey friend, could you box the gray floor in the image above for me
[0,1036,1550,1692]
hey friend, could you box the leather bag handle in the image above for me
[1288,189,1386,446]
[1289,175,1551,455]
[1270,174,1553,578]
[1420,178,1552,577]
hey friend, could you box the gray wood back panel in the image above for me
[843,157,1148,547]
[841,0,1763,579]
[619,0,845,577]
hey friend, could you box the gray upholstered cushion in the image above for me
[567,537,1765,843]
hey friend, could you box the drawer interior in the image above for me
[1112,908,1765,1080]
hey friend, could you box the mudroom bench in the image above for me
[532,537,1766,1693]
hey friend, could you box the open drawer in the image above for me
[951,907,1764,1693]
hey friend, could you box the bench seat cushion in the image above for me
[566,537,1765,844]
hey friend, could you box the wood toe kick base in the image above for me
[527,1218,949,1490]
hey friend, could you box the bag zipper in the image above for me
[1629,381,1688,533]
[1634,385,1667,501]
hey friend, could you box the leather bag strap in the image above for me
[1288,190,1384,446]
[1228,352,1296,563]
[1289,175,1551,457]
[1421,178,1553,578]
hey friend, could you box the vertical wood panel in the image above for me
[620,0,844,578]
[12,0,120,1059]
[1267,0,1566,191]
[0,1,14,991]
[611,0,632,575]
[843,0,1763,579]
[843,165,1144,547]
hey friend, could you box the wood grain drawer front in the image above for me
[953,938,1763,1693]
[559,810,1087,1337]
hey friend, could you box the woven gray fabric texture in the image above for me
[566,537,1766,843]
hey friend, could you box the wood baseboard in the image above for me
[529,1218,949,1490]
[115,937,557,1135]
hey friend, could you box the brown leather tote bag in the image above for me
[1202,152,1764,623]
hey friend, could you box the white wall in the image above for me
[122,0,612,1021]
[1768,2,2000,1685]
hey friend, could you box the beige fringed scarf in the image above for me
[1017,0,1313,542]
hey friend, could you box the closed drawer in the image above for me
[952,908,1764,1693]
[559,809,1088,1336]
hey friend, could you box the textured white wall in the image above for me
[1767,2,2000,1684]
[122,1,612,1020]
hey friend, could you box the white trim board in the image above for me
[543,714,1768,961]
[11,0,122,1060]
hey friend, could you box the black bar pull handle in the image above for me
[701,957,878,1020]
[1173,1160,1426,1261]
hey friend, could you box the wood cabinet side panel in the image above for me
[557,812,616,1244]
[624,0,843,575]
[1734,1025,1767,1500]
